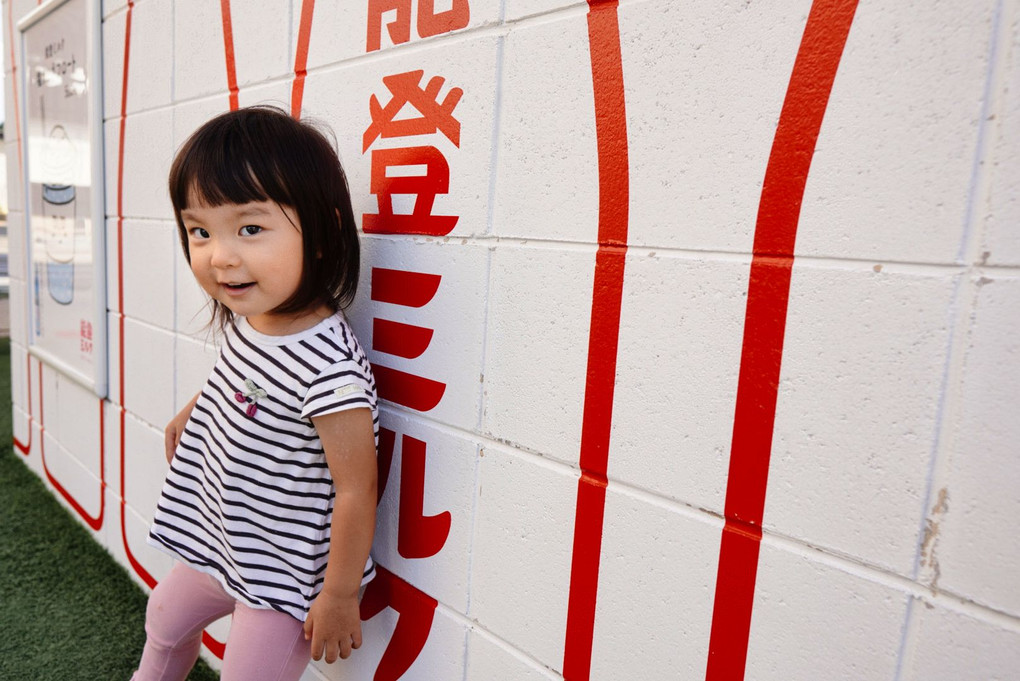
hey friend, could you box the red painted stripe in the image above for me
[705,2,859,679]
[37,363,106,531]
[114,0,158,591]
[291,0,315,118]
[13,353,33,456]
[562,2,630,678]
[219,0,240,111]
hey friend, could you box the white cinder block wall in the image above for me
[4,0,1019,679]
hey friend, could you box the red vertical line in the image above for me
[7,1,23,170]
[114,0,156,591]
[219,0,239,111]
[704,2,859,680]
[562,1,630,679]
[37,363,106,530]
[13,354,33,455]
[291,0,315,118]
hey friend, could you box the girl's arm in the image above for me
[164,392,200,463]
[305,407,378,664]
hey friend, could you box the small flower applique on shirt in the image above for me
[235,378,268,417]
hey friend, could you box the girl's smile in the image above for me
[181,197,327,335]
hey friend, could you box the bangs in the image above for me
[169,113,296,212]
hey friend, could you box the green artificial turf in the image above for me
[0,337,219,680]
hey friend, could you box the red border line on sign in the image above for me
[562,1,630,678]
[219,0,240,111]
[705,2,859,679]
[37,363,107,531]
[291,0,315,118]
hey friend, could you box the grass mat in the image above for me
[0,338,219,680]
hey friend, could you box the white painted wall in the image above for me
[4,1,1019,679]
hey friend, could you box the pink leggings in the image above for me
[132,563,311,681]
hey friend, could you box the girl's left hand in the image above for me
[304,590,362,663]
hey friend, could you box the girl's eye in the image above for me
[240,225,262,236]
[188,227,210,239]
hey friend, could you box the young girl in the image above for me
[133,106,378,681]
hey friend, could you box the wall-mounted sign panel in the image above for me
[19,0,107,397]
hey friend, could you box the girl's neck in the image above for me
[246,304,334,337]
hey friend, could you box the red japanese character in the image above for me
[397,435,451,559]
[360,566,438,681]
[363,146,459,237]
[363,71,462,150]
[366,0,470,52]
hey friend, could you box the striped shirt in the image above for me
[148,313,378,622]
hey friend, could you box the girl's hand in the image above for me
[164,394,200,463]
[304,590,362,663]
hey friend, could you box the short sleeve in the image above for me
[301,356,376,420]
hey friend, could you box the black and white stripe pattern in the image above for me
[148,314,378,622]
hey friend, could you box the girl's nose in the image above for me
[209,239,240,268]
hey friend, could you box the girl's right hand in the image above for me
[164,394,200,463]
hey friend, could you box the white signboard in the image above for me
[20,0,107,397]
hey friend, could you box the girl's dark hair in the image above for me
[168,105,360,329]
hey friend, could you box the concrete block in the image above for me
[102,391,122,525]
[7,210,25,280]
[229,0,291,87]
[465,628,560,681]
[344,236,488,432]
[10,340,29,417]
[505,0,585,22]
[937,275,1020,615]
[101,7,127,119]
[299,35,500,238]
[619,0,810,253]
[293,2,365,70]
[121,108,174,220]
[123,316,175,428]
[469,445,577,671]
[978,5,1020,266]
[482,243,594,464]
[746,542,907,681]
[107,310,122,406]
[903,604,1020,681]
[40,431,104,532]
[591,490,721,680]
[173,0,229,103]
[8,276,27,346]
[765,263,956,575]
[107,489,176,590]
[105,217,119,314]
[103,119,119,216]
[52,369,103,458]
[174,333,219,412]
[169,96,229,160]
[370,409,478,613]
[121,219,175,329]
[173,236,213,338]
[608,253,748,512]
[491,11,599,242]
[797,0,998,264]
[6,141,23,212]
[123,0,173,113]
[122,410,168,524]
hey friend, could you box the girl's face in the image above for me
[181,195,327,335]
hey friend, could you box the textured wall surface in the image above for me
[4,0,1019,679]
